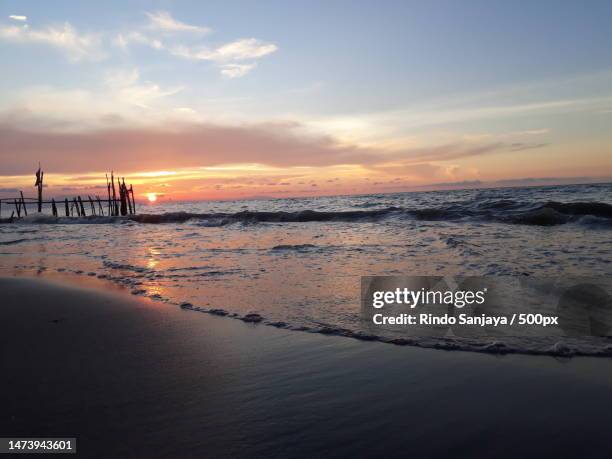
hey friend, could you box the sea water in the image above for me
[1,183,610,356]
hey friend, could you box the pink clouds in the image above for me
[0,120,524,175]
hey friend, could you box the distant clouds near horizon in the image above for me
[0,1,611,200]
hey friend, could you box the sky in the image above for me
[0,0,611,201]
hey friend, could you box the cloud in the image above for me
[307,89,612,146]
[169,38,277,77]
[220,63,257,78]
[170,38,277,62]
[507,142,548,152]
[0,22,104,61]
[0,121,367,174]
[417,180,484,188]
[492,177,604,186]
[1,69,185,131]
[512,128,550,136]
[113,31,163,51]
[145,11,211,34]
[116,25,276,77]
[0,12,273,77]
[202,38,277,61]
[0,116,525,176]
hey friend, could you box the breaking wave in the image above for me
[7,200,607,227]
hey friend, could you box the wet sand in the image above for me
[2,276,612,458]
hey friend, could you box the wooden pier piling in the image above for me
[20,191,28,216]
[1,166,138,220]
[35,165,44,213]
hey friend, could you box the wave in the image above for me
[0,238,31,245]
[2,201,611,228]
[409,200,612,227]
[174,301,612,357]
[131,208,401,225]
[271,243,318,251]
[10,263,612,358]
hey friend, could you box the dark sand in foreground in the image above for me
[2,277,612,458]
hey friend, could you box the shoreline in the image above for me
[3,270,610,358]
[3,276,612,457]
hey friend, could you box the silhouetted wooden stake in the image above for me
[87,195,96,215]
[78,196,86,216]
[111,172,118,216]
[116,177,121,215]
[35,164,44,212]
[51,199,58,217]
[14,199,21,218]
[106,174,112,216]
[19,191,28,216]
[122,178,132,215]
[65,198,69,217]
[96,196,104,216]
[129,185,136,214]
[118,180,126,216]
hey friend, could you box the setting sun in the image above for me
[146,193,157,203]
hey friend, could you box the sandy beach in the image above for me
[2,276,612,458]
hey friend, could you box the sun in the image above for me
[147,193,157,203]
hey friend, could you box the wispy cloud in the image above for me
[0,113,537,176]
[171,38,277,62]
[0,22,104,61]
[2,68,184,129]
[219,63,257,78]
[145,11,211,34]
[168,38,277,77]
[116,16,277,77]
[0,11,273,77]
[113,31,163,51]
[306,94,612,146]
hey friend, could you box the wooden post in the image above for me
[125,182,133,215]
[106,174,112,216]
[88,195,96,216]
[121,178,129,215]
[14,199,21,218]
[96,196,104,216]
[35,164,44,213]
[111,172,118,216]
[51,198,58,217]
[73,198,80,217]
[78,196,86,216]
[65,198,70,217]
[129,185,136,214]
[19,191,28,216]
[115,177,120,216]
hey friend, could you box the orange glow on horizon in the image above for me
[0,160,610,203]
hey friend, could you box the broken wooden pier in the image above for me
[0,166,137,221]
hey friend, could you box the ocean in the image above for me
[1,182,611,356]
